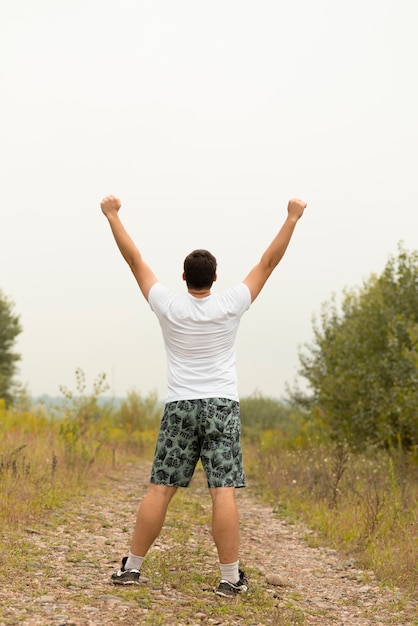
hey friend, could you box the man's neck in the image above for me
[188,288,211,299]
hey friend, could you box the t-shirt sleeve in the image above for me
[148,282,171,316]
[221,283,251,316]
[240,283,252,311]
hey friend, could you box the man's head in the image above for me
[183,249,217,290]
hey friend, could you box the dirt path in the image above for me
[0,461,416,626]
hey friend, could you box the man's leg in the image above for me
[112,483,177,584]
[209,486,249,596]
[209,486,239,563]
[200,399,247,593]
[129,400,192,558]
[130,483,178,557]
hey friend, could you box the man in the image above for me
[101,194,307,597]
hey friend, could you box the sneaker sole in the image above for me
[215,588,246,598]
[111,578,140,586]
[112,580,140,586]
[215,590,236,597]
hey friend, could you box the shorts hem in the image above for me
[207,483,246,489]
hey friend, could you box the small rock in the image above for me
[28,562,43,570]
[265,573,286,586]
[314,600,331,610]
[24,527,43,535]
[55,544,71,552]
[98,594,122,602]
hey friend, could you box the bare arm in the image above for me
[100,195,158,301]
[243,198,307,302]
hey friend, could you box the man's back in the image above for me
[148,282,251,401]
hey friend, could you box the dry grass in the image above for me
[0,414,303,625]
[0,415,112,530]
[1,401,417,608]
[245,433,418,597]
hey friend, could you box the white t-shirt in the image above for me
[148,282,251,402]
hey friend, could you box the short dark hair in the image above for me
[183,249,217,290]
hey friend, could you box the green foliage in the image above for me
[58,368,116,470]
[55,368,163,466]
[0,291,22,406]
[291,244,418,449]
[117,389,161,432]
[241,392,290,433]
[240,392,328,450]
[59,367,111,430]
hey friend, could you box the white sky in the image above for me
[1,0,417,400]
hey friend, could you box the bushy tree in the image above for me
[59,368,111,432]
[0,291,22,406]
[240,392,308,441]
[116,389,161,431]
[291,245,418,449]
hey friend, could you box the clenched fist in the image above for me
[101,195,122,218]
[287,198,307,221]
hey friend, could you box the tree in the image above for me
[0,291,22,406]
[116,389,161,431]
[240,392,301,438]
[291,245,418,449]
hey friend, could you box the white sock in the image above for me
[125,552,144,571]
[219,560,240,584]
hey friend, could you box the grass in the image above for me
[0,416,301,624]
[1,397,417,623]
[245,433,418,597]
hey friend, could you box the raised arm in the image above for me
[243,198,307,302]
[100,195,158,301]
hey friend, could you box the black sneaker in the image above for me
[111,556,140,586]
[215,569,248,597]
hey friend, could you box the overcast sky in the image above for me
[1,0,417,401]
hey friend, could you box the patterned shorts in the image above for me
[150,398,245,488]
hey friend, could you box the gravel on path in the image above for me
[0,461,416,626]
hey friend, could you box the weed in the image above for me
[360,473,386,542]
[328,442,349,509]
